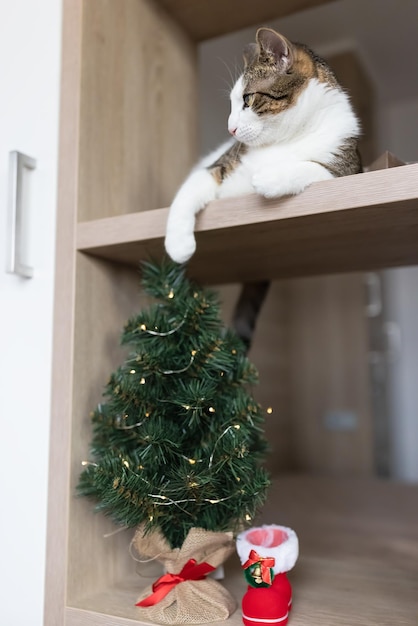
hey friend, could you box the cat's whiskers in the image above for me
[218,57,241,94]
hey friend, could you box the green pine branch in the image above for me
[78,260,270,548]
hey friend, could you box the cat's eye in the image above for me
[243,93,255,108]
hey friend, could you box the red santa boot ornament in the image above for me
[236,525,299,626]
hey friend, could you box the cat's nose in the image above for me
[229,127,237,136]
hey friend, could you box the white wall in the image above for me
[378,96,418,163]
[0,1,62,624]
[383,268,418,482]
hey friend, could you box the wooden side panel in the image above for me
[44,1,83,624]
[67,255,148,603]
[78,0,197,221]
[287,273,374,474]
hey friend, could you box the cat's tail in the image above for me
[232,281,270,352]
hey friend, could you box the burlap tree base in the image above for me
[134,526,237,624]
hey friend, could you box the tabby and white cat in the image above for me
[165,27,361,348]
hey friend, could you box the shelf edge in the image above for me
[77,164,418,252]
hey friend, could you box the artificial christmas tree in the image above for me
[78,260,270,623]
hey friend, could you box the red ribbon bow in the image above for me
[136,558,216,607]
[242,549,275,585]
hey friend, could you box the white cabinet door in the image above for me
[0,1,62,624]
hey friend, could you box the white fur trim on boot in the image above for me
[236,525,299,574]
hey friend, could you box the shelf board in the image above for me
[77,164,418,284]
[65,475,418,625]
[156,0,335,41]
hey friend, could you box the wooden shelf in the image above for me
[64,475,418,626]
[157,0,334,41]
[77,164,418,284]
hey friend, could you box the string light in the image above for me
[138,315,187,337]
[168,289,174,299]
[115,418,144,430]
[159,352,196,375]
[140,377,146,385]
[266,407,273,414]
[130,369,136,374]
[209,425,237,468]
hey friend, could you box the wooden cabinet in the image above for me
[45,1,418,624]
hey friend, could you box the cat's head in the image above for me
[228,28,319,147]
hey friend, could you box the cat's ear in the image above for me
[256,28,293,71]
[243,43,259,68]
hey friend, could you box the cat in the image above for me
[164,27,361,349]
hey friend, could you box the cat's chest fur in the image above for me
[208,76,359,200]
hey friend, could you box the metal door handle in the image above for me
[6,150,36,278]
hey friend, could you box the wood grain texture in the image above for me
[156,0,335,41]
[67,255,146,603]
[218,283,293,475]
[43,1,83,624]
[78,0,197,221]
[286,273,374,473]
[65,476,418,625]
[77,164,418,283]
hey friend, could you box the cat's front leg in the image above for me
[252,161,334,198]
[165,169,218,263]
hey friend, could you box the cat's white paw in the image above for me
[164,230,196,264]
[252,172,281,198]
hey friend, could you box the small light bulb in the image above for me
[140,377,146,385]
[191,350,197,356]
[140,324,147,331]
[123,460,130,468]
[234,424,240,429]
[130,369,136,374]
[266,407,273,414]
[168,289,174,298]
[209,407,215,413]
[245,514,252,521]
[188,458,196,465]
